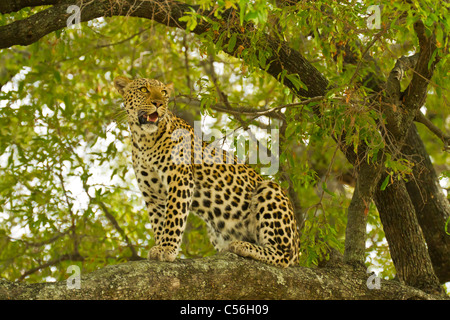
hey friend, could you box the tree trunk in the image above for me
[0,254,445,300]
[374,177,442,294]
[344,159,383,266]
[403,124,450,283]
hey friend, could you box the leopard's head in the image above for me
[114,76,173,134]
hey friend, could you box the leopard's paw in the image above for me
[227,240,253,258]
[147,245,177,262]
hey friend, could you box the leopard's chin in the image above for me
[140,123,159,134]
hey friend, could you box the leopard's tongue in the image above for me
[147,112,158,122]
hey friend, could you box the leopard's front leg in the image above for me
[147,166,194,262]
[136,167,167,246]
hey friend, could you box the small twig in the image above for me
[182,34,193,94]
[312,123,344,219]
[19,252,84,282]
[415,111,450,151]
[57,27,150,64]
[96,200,143,261]
[173,95,284,121]
[175,95,326,120]
[348,26,389,87]
[7,231,69,248]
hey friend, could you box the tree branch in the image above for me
[0,0,60,14]
[174,95,284,121]
[96,200,143,261]
[398,20,439,136]
[386,53,420,104]
[403,20,439,110]
[0,1,75,49]
[8,231,69,248]
[0,0,186,49]
[0,0,328,98]
[382,20,439,144]
[382,52,420,140]
[1,254,446,300]
[415,111,450,151]
[18,252,84,281]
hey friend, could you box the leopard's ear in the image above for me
[164,82,174,96]
[114,76,132,95]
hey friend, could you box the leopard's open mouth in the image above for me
[138,110,159,125]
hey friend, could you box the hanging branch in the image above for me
[415,111,450,151]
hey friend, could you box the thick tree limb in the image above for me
[0,0,189,49]
[386,53,420,105]
[383,53,421,141]
[0,254,445,300]
[403,21,440,112]
[0,0,60,14]
[1,0,448,291]
[383,20,439,143]
[384,20,439,141]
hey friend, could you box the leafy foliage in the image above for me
[0,0,448,285]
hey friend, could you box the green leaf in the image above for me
[445,217,450,236]
[286,74,307,91]
[179,13,198,32]
[258,50,267,68]
[322,182,336,197]
[54,71,61,83]
[227,33,237,52]
[244,11,258,22]
[239,0,246,25]
[380,175,390,191]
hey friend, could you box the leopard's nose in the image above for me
[152,100,164,108]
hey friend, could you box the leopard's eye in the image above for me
[139,87,149,93]
[161,89,168,96]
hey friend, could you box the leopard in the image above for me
[113,76,300,267]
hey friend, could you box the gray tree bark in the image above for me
[0,254,446,300]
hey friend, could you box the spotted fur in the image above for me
[114,76,300,267]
